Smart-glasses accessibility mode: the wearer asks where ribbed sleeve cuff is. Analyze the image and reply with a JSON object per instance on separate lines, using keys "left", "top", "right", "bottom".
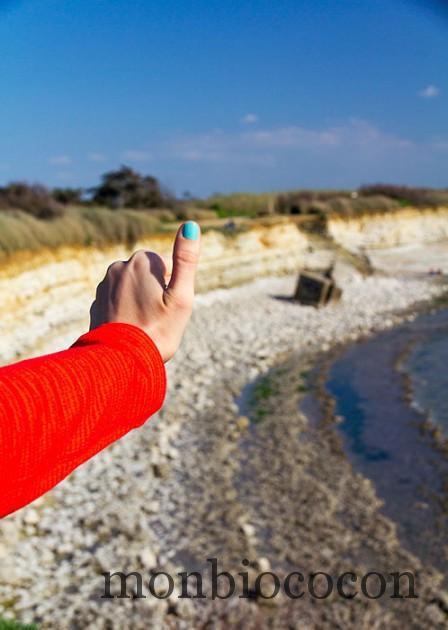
{"left": 72, "top": 323, "right": 167, "bottom": 416}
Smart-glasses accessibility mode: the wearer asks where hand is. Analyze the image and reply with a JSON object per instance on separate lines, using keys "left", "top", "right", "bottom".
{"left": 89, "top": 221, "right": 201, "bottom": 362}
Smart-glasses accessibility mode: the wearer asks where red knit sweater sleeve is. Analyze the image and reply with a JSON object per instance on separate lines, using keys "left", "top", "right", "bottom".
{"left": 0, "top": 322, "right": 166, "bottom": 518}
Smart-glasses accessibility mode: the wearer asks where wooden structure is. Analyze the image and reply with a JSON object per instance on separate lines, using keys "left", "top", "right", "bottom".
{"left": 293, "top": 268, "right": 342, "bottom": 307}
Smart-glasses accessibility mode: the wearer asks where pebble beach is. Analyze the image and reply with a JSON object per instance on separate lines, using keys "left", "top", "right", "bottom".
{"left": 1, "top": 253, "right": 448, "bottom": 628}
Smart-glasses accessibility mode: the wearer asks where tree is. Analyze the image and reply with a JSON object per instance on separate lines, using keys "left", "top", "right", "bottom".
{"left": 91, "top": 166, "right": 171, "bottom": 209}
{"left": 52, "top": 187, "right": 84, "bottom": 205}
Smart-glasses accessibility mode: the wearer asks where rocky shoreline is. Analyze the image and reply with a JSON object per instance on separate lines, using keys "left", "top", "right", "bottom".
{"left": 303, "top": 303, "right": 448, "bottom": 582}
{"left": 1, "top": 264, "right": 448, "bottom": 629}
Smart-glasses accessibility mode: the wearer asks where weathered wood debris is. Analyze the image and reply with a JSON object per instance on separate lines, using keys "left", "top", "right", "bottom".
{"left": 293, "top": 266, "right": 342, "bottom": 307}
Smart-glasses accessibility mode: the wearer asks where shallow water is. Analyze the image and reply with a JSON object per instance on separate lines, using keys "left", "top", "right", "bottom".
{"left": 324, "top": 308, "right": 448, "bottom": 575}
{"left": 404, "top": 309, "right": 448, "bottom": 434}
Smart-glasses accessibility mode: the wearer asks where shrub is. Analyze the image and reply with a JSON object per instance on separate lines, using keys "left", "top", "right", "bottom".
{"left": 275, "top": 190, "right": 402, "bottom": 216}
{"left": 52, "top": 187, "right": 84, "bottom": 205}
{"left": 359, "top": 184, "right": 448, "bottom": 207}
{"left": 326, "top": 195, "right": 399, "bottom": 215}
{"left": 0, "top": 182, "right": 63, "bottom": 219}
{"left": 202, "top": 192, "right": 276, "bottom": 217}
{"left": 91, "top": 165, "right": 173, "bottom": 209}
{"left": 275, "top": 190, "right": 353, "bottom": 215}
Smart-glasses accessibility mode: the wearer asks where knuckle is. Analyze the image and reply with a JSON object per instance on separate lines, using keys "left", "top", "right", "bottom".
{"left": 106, "top": 260, "right": 125, "bottom": 276}
{"left": 175, "top": 248, "right": 198, "bottom": 266}
{"left": 129, "top": 250, "right": 148, "bottom": 266}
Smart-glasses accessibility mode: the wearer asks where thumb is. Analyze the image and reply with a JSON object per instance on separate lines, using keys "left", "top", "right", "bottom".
{"left": 166, "top": 221, "right": 201, "bottom": 308}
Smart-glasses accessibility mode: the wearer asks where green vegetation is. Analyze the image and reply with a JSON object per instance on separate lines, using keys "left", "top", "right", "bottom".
{"left": 1, "top": 170, "right": 447, "bottom": 260}
{"left": 198, "top": 185, "right": 448, "bottom": 219}
{"left": 91, "top": 166, "right": 172, "bottom": 209}
{"left": 247, "top": 373, "right": 279, "bottom": 423}
{"left": 296, "top": 369, "right": 310, "bottom": 393}
{"left": 0, "top": 619, "right": 38, "bottom": 630}
{"left": 0, "top": 167, "right": 226, "bottom": 259}
{"left": 199, "top": 192, "right": 277, "bottom": 217}
{"left": 358, "top": 184, "right": 448, "bottom": 208}
{"left": 432, "top": 290, "right": 448, "bottom": 309}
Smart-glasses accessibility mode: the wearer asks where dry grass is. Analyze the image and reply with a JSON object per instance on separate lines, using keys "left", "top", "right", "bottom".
{"left": 1, "top": 185, "right": 447, "bottom": 260}
{"left": 0, "top": 206, "right": 162, "bottom": 260}
{"left": 199, "top": 192, "right": 278, "bottom": 217}
{"left": 202, "top": 187, "right": 448, "bottom": 218}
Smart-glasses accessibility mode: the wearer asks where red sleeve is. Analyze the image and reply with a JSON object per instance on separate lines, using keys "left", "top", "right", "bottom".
{"left": 0, "top": 322, "right": 166, "bottom": 518}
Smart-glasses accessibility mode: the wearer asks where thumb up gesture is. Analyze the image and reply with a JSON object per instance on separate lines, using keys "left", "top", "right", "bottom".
{"left": 90, "top": 221, "right": 201, "bottom": 362}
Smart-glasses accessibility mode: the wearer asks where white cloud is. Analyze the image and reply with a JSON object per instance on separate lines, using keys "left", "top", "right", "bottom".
{"left": 419, "top": 85, "right": 440, "bottom": 99}
{"left": 88, "top": 152, "right": 107, "bottom": 162}
{"left": 241, "top": 113, "right": 259, "bottom": 125}
{"left": 167, "top": 129, "right": 274, "bottom": 165}
{"left": 166, "top": 120, "right": 412, "bottom": 165}
{"left": 242, "top": 126, "right": 340, "bottom": 148}
{"left": 432, "top": 138, "right": 448, "bottom": 151}
{"left": 121, "top": 150, "right": 152, "bottom": 163}
{"left": 49, "top": 155, "right": 72, "bottom": 165}
{"left": 339, "top": 119, "right": 413, "bottom": 150}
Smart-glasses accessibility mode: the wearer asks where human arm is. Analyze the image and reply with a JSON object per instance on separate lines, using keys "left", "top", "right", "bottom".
{"left": 0, "top": 221, "right": 200, "bottom": 517}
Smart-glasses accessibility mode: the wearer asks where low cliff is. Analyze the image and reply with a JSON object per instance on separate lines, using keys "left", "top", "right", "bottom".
{"left": 1, "top": 207, "right": 447, "bottom": 362}
{"left": 327, "top": 206, "right": 448, "bottom": 250}
{"left": 0, "top": 222, "right": 311, "bottom": 362}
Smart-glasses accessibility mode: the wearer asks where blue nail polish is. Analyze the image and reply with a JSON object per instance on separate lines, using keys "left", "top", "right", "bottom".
{"left": 182, "top": 221, "right": 199, "bottom": 240}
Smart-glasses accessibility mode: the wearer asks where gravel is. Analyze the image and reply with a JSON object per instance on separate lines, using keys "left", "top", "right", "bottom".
{"left": 0, "top": 266, "right": 446, "bottom": 629}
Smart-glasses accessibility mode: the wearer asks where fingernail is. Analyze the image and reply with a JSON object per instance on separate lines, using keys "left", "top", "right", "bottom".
{"left": 182, "top": 221, "right": 199, "bottom": 240}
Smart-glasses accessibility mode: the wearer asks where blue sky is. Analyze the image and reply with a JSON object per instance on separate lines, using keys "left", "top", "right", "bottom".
{"left": 0, "top": 0, "right": 447, "bottom": 196}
